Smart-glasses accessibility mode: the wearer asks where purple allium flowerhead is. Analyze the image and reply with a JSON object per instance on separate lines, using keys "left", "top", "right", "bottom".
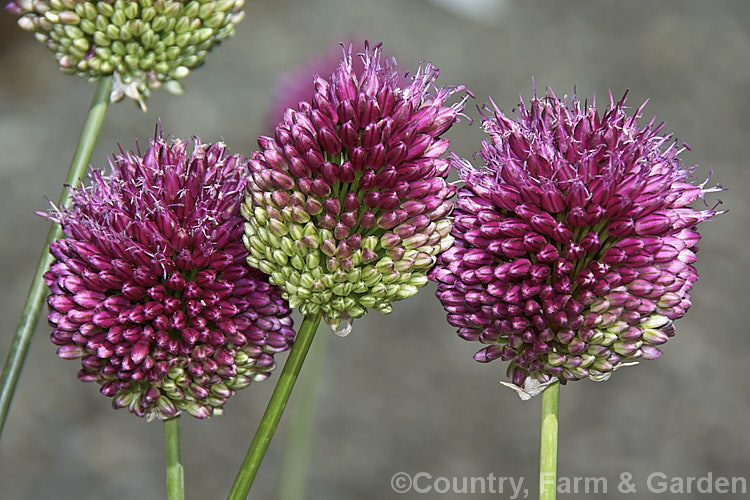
{"left": 43, "top": 133, "right": 295, "bottom": 419}
{"left": 242, "top": 42, "right": 471, "bottom": 335}
{"left": 431, "top": 88, "right": 722, "bottom": 398}
{"left": 6, "top": 0, "right": 245, "bottom": 110}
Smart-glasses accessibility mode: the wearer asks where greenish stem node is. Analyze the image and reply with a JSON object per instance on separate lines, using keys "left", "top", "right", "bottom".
{"left": 539, "top": 381, "right": 560, "bottom": 500}
{"left": 227, "top": 312, "right": 324, "bottom": 500}
{"left": 0, "top": 75, "right": 113, "bottom": 440}
{"left": 164, "top": 416, "right": 185, "bottom": 500}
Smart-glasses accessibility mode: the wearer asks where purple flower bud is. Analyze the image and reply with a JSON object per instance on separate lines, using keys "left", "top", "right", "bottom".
{"left": 318, "top": 127, "right": 342, "bottom": 155}
{"left": 635, "top": 213, "right": 673, "bottom": 235}
{"left": 541, "top": 185, "right": 566, "bottom": 213}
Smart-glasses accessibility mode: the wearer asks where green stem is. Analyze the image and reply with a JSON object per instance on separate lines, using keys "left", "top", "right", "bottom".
{"left": 278, "top": 324, "right": 328, "bottom": 500}
{"left": 227, "top": 312, "right": 324, "bottom": 500}
{"left": 164, "top": 416, "right": 185, "bottom": 500}
{"left": 539, "top": 382, "right": 560, "bottom": 500}
{"left": 0, "top": 76, "right": 113, "bottom": 440}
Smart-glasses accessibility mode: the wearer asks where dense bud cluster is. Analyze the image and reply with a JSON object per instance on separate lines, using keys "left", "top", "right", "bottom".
{"left": 43, "top": 134, "right": 295, "bottom": 419}
{"left": 7, "top": 0, "right": 244, "bottom": 107}
{"left": 242, "top": 42, "right": 470, "bottom": 333}
{"left": 431, "top": 89, "right": 721, "bottom": 395}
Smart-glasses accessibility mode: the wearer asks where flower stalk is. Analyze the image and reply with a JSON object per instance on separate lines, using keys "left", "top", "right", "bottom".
{"left": 279, "top": 327, "right": 328, "bottom": 500}
{"left": 0, "top": 75, "right": 113, "bottom": 439}
{"left": 539, "top": 382, "right": 559, "bottom": 500}
{"left": 164, "top": 416, "right": 185, "bottom": 500}
{"left": 228, "top": 311, "right": 323, "bottom": 500}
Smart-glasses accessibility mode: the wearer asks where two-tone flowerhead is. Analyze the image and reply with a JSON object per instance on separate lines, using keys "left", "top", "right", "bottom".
{"left": 43, "top": 133, "right": 295, "bottom": 419}
{"left": 431, "top": 88, "right": 721, "bottom": 397}
{"left": 6, "top": 0, "right": 244, "bottom": 108}
{"left": 242, "top": 42, "right": 470, "bottom": 334}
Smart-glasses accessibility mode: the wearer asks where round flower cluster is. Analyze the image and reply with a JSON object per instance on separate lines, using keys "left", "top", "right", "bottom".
{"left": 431, "top": 89, "right": 720, "bottom": 394}
{"left": 242, "top": 42, "right": 470, "bottom": 334}
{"left": 6, "top": 0, "right": 244, "bottom": 107}
{"left": 44, "top": 134, "right": 295, "bottom": 419}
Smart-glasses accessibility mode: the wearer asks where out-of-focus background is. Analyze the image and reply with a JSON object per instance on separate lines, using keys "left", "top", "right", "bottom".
{"left": 0, "top": 0, "right": 748, "bottom": 499}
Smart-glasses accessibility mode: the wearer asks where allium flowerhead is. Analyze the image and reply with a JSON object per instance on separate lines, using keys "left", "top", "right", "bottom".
{"left": 6, "top": 0, "right": 244, "bottom": 109}
{"left": 242, "top": 42, "right": 470, "bottom": 334}
{"left": 43, "top": 133, "right": 295, "bottom": 419}
{"left": 431, "top": 88, "right": 721, "bottom": 396}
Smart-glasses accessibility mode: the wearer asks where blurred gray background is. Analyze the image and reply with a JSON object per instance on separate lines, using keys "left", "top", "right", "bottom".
{"left": 1, "top": 0, "right": 748, "bottom": 499}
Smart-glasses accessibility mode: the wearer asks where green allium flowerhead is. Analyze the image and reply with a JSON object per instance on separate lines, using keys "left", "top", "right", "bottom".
{"left": 6, "top": 0, "right": 244, "bottom": 109}
{"left": 241, "top": 42, "right": 470, "bottom": 335}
